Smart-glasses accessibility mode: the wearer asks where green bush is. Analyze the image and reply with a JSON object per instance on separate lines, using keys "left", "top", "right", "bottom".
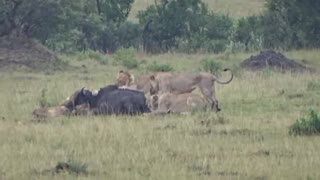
{"left": 114, "top": 48, "right": 139, "bottom": 69}
{"left": 204, "top": 40, "right": 228, "bottom": 53}
{"left": 55, "top": 160, "right": 88, "bottom": 175}
{"left": 289, "top": 110, "right": 320, "bottom": 136}
{"left": 87, "top": 50, "right": 108, "bottom": 65}
{"left": 200, "top": 58, "right": 222, "bottom": 74}
{"left": 263, "top": 0, "right": 320, "bottom": 49}
{"left": 73, "top": 52, "right": 87, "bottom": 61}
{"left": 138, "top": 0, "right": 233, "bottom": 54}
{"left": 73, "top": 50, "right": 108, "bottom": 65}
{"left": 38, "top": 88, "right": 60, "bottom": 108}
{"left": 123, "top": 59, "right": 139, "bottom": 69}
{"left": 66, "top": 160, "right": 88, "bottom": 175}
{"left": 39, "top": 88, "right": 48, "bottom": 108}
{"left": 117, "top": 21, "right": 142, "bottom": 49}
{"left": 225, "top": 41, "right": 246, "bottom": 54}
{"left": 95, "top": 57, "right": 109, "bottom": 65}
{"left": 307, "top": 82, "right": 320, "bottom": 91}
{"left": 177, "top": 34, "right": 207, "bottom": 54}
{"left": 147, "top": 62, "right": 174, "bottom": 72}
{"left": 232, "top": 16, "right": 264, "bottom": 51}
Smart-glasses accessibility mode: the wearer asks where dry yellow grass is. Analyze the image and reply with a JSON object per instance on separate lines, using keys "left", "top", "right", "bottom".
{"left": 129, "top": 0, "right": 266, "bottom": 21}
{"left": 0, "top": 50, "right": 320, "bottom": 179}
{"left": 206, "top": 0, "right": 266, "bottom": 17}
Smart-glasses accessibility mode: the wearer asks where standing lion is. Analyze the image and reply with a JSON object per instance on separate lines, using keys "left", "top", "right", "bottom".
{"left": 116, "top": 69, "right": 233, "bottom": 112}
{"left": 149, "top": 69, "right": 233, "bottom": 111}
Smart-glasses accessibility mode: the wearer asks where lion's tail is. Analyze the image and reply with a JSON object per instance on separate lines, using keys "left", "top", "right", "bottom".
{"left": 215, "top": 68, "right": 233, "bottom": 84}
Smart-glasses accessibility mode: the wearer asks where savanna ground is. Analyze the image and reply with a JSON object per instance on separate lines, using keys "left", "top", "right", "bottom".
{"left": 1, "top": 1, "right": 320, "bottom": 179}
{"left": 1, "top": 50, "right": 320, "bottom": 180}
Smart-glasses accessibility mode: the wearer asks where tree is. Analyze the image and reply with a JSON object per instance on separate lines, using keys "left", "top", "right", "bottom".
{"left": 263, "top": 0, "right": 320, "bottom": 49}
{"left": 138, "top": 0, "right": 233, "bottom": 54}
{"left": 0, "top": 0, "right": 137, "bottom": 53}
{"left": 0, "top": 0, "right": 62, "bottom": 37}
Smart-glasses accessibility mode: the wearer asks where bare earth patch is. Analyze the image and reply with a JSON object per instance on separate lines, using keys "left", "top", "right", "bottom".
{"left": 0, "top": 35, "right": 69, "bottom": 71}
{"left": 240, "top": 50, "right": 309, "bottom": 72}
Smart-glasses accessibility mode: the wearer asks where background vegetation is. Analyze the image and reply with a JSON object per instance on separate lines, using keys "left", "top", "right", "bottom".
{"left": 1, "top": 0, "right": 319, "bottom": 54}
{"left": 0, "top": 0, "right": 320, "bottom": 179}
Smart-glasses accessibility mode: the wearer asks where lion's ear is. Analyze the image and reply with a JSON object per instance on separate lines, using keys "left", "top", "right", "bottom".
{"left": 119, "top": 70, "right": 124, "bottom": 73}
{"left": 150, "top": 75, "right": 155, "bottom": 80}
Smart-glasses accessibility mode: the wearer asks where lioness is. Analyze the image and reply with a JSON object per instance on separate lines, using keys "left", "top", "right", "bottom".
{"left": 32, "top": 88, "right": 93, "bottom": 119}
{"left": 151, "top": 92, "right": 208, "bottom": 114}
{"left": 149, "top": 69, "right": 233, "bottom": 111}
{"left": 116, "top": 70, "right": 172, "bottom": 95}
{"left": 32, "top": 106, "right": 71, "bottom": 119}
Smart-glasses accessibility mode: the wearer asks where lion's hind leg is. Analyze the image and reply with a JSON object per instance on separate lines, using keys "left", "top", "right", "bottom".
{"left": 199, "top": 85, "right": 220, "bottom": 112}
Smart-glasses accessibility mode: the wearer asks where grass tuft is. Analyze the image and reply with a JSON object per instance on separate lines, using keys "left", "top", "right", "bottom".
{"left": 147, "top": 61, "right": 174, "bottom": 72}
{"left": 289, "top": 110, "right": 320, "bottom": 136}
{"left": 200, "top": 58, "right": 222, "bottom": 74}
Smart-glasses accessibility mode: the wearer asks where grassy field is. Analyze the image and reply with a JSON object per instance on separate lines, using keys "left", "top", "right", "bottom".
{"left": 129, "top": 0, "right": 266, "bottom": 21}
{"left": 0, "top": 50, "right": 320, "bottom": 179}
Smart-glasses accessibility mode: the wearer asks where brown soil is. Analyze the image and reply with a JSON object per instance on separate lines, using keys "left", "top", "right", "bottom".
{"left": 0, "top": 35, "right": 69, "bottom": 71}
{"left": 240, "top": 50, "right": 308, "bottom": 72}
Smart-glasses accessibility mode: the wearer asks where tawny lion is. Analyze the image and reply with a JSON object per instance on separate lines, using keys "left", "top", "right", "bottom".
{"left": 150, "top": 92, "right": 208, "bottom": 114}
{"left": 116, "top": 69, "right": 233, "bottom": 111}
{"left": 149, "top": 69, "right": 233, "bottom": 111}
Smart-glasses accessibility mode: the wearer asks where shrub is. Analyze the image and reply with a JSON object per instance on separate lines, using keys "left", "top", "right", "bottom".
{"left": 123, "top": 59, "right": 139, "bottom": 69}
{"left": 138, "top": 0, "right": 233, "bottom": 54}
{"left": 203, "top": 14, "right": 233, "bottom": 43}
{"left": 45, "top": 29, "right": 86, "bottom": 54}
{"left": 289, "top": 110, "right": 320, "bottom": 136}
{"left": 232, "top": 16, "right": 264, "bottom": 51}
{"left": 200, "top": 58, "right": 222, "bottom": 74}
{"left": 87, "top": 50, "right": 108, "bottom": 65}
{"left": 73, "top": 52, "right": 87, "bottom": 61}
{"left": 204, "top": 40, "right": 228, "bottom": 53}
{"left": 55, "top": 160, "right": 88, "bottom": 175}
{"left": 147, "top": 62, "right": 174, "bottom": 72}
{"left": 177, "top": 34, "right": 208, "bottom": 54}
{"left": 38, "top": 88, "right": 60, "bottom": 108}
{"left": 114, "top": 47, "right": 139, "bottom": 69}
{"left": 66, "top": 160, "right": 88, "bottom": 175}
{"left": 177, "top": 36, "right": 228, "bottom": 54}
{"left": 73, "top": 50, "right": 108, "bottom": 65}
{"left": 117, "top": 21, "right": 142, "bottom": 49}
{"left": 224, "top": 41, "right": 247, "bottom": 54}
{"left": 307, "top": 82, "right": 320, "bottom": 91}
{"left": 95, "top": 56, "right": 109, "bottom": 65}
{"left": 263, "top": 0, "right": 320, "bottom": 49}
{"left": 39, "top": 88, "right": 48, "bottom": 108}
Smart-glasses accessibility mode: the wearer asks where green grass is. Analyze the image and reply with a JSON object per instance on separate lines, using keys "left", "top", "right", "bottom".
{"left": 129, "top": 0, "right": 266, "bottom": 22}
{"left": 0, "top": 50, "right": 320, "bottom": 179}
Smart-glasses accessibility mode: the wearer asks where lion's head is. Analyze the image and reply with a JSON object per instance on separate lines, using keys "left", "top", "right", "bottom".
{"left": 116, "top": 70, "right": 135, "bottom": 87}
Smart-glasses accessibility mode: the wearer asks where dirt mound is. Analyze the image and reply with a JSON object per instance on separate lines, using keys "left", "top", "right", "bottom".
{"left": 0, "top": 35, "right": 68, "bottom": 71}
{"left": 240, "top": 50, "right": 308, "bottom": 72}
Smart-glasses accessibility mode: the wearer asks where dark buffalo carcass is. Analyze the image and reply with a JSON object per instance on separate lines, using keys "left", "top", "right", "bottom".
{"left": 74, "top": 85, "right": 151, "bottom": 115}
